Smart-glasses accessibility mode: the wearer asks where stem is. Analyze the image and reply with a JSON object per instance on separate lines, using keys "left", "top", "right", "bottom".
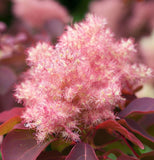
{"left": 98, "top": 156, "right": 112, "bottom": 160}
{"left": 82, "top": 128, "right": 93, "bottom": 142}
{"left": 120, "top": 134, "right": 140, "bottom": 158}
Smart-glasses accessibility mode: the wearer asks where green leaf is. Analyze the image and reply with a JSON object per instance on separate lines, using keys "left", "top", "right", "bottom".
{"left": 51, "top": 140, "right": 70, "bottom": 153}
{"left": 104, "top": 141, "right": 132, "bottom": 155}
{"left": 103, "top": 149, "right": 138, "bottom": 160}
{"left": 138, "top": 145, "right": 152, "bottom": 154}
{"left": 108, "top": 153, "right": 117, "bottom": 160}
{"left": 0, "top": 151, "right": 2, "bottom": 160}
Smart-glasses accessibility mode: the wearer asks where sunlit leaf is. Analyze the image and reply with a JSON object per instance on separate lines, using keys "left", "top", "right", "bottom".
{"left": 0, "top": 116, "right": 21, "bottom": 135}
{"left": 65, "top": 142, "right": 98, "bottom": 160}
{"left": 118, "top": 98, "right": 154, "bottom": 118}
{"left": 1, "top": 129, "right": 54, "bottom": 160}
{"left": 0, "top": 107, "right": 24, "bottom": 123}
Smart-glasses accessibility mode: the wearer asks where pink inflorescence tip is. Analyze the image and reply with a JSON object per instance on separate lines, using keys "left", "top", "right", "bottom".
{"left": 15, "top": 14, "right": 152, "bottom": 142}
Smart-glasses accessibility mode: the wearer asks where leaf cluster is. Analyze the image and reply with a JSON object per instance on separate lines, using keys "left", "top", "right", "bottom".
{"left": 0, "top": 98, "right": 154, "bottom": 160}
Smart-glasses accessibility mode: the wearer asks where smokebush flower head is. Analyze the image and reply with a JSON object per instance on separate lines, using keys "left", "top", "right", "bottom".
{"left": 12, "top": 0, "right": 70, "bottom": 28}
{"left": 15, "top": 14, "right": 152, "bottom": 142}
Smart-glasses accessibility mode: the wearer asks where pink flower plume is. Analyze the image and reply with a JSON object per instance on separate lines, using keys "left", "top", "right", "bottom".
{"left": 15, "top": 14, "right": 152, "bottom": 142}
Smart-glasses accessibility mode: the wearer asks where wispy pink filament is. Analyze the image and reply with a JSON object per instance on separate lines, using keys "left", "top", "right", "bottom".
{"left": 15, "top": 14, "right": 152, "bottom": 142}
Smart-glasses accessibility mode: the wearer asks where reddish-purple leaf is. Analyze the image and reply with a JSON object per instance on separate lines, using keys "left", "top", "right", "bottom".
{"left": 140, "top": 151, "right": 154, "bottom": 160}
{"left": 0, "top": 66, "right": 17, "bottom": 95}
{"left": 118, "top": 98, "right": 154, "bottom": 118}
{"left": 37, "top": 151, "right": 65, "bottom": 160}
{"left": 138, "top": 114, "right": 154, "bottom": 129}
{"left": 14, "top": 122, "right": 28, "bottom": 130}
{"left": 125, "top": 118, "right": 154, "bottom": 142}
{"left": 94, "top": 129, "right": 115, "bottom": 146}
{"left": 1, "top": 129, "right": 53, "bottom": 160}
{"left": 0, "top": 107, "right": 24, "bottom": 123}
{"left": 0, "top": 90, "right": 15, "bottom": 112}
{"left": 96, "top": 120, "right": 144, "bottom": 149}
{"left": 65, "top": 142, "right": 98, "bottom": 160}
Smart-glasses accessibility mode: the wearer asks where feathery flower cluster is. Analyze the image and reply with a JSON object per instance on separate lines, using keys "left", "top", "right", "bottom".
{"left": 15, "top": 14, "right": 152, "bottom": 142}
{"left": 12, "top": 0, "right": 70, "bottom": 28}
